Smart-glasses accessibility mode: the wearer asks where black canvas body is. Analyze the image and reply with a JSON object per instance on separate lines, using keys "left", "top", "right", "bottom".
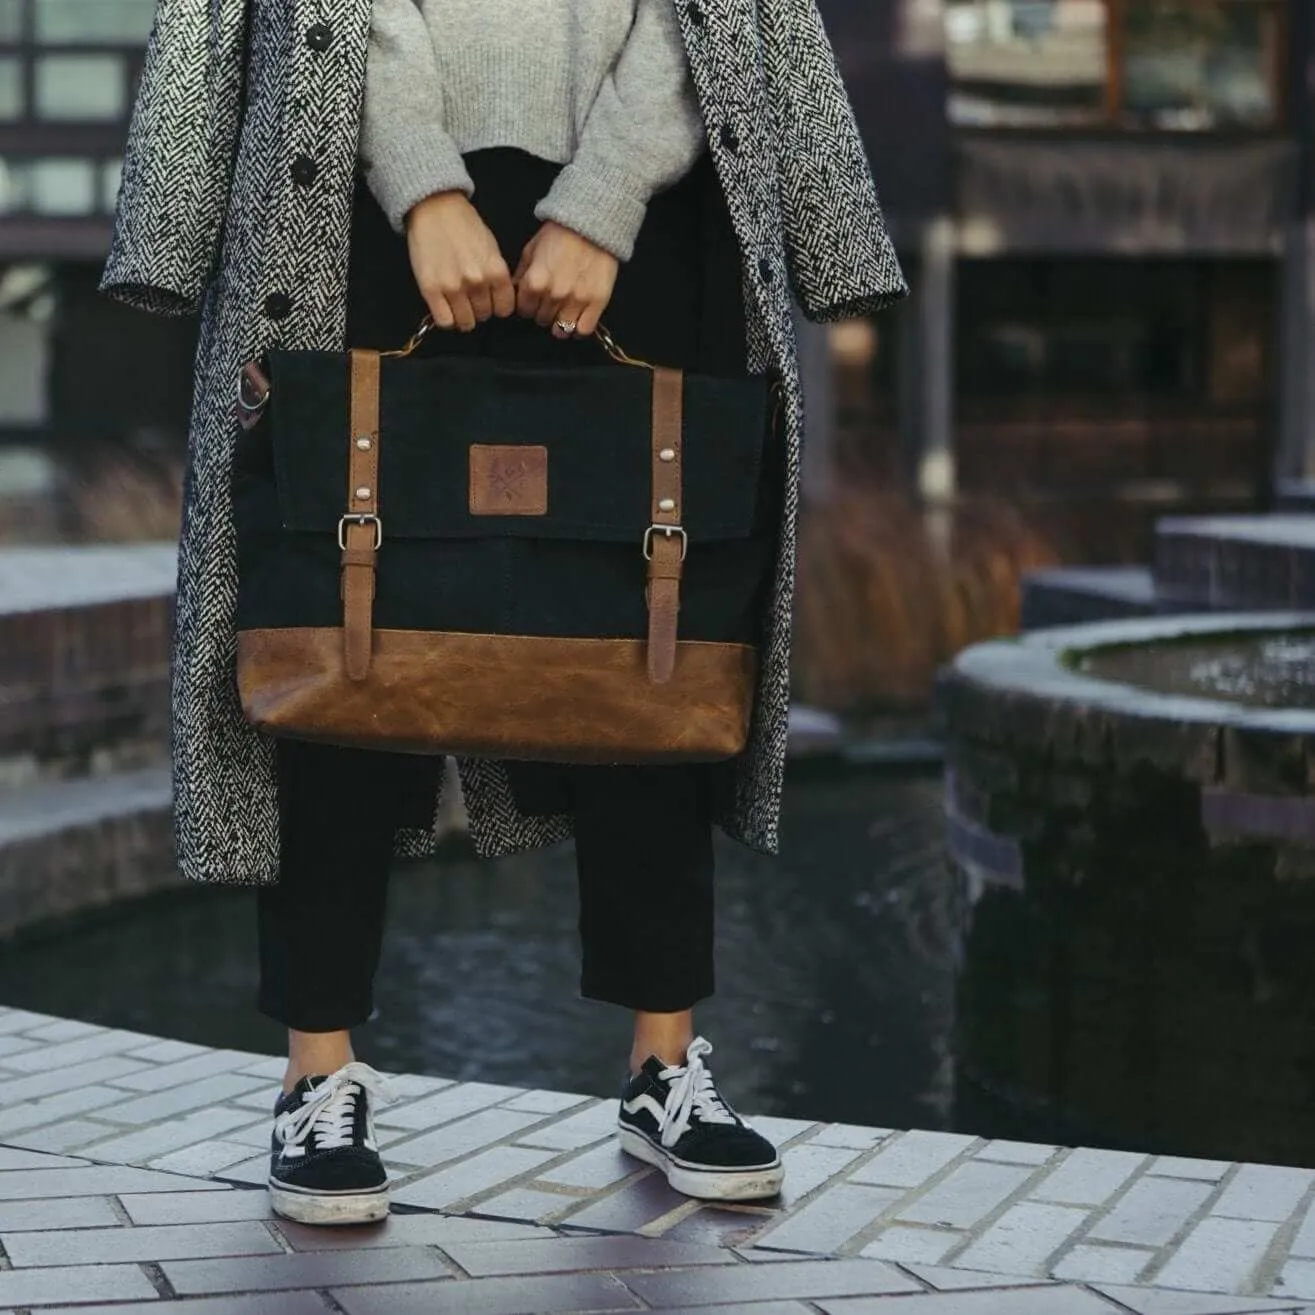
{"left": 231, "top": 347, "right": 778, "bottom": 645}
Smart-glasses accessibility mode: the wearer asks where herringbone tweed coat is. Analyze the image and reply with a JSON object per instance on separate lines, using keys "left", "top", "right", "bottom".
{"left": 99, "top": 0, "right": 907, "bottom": 885}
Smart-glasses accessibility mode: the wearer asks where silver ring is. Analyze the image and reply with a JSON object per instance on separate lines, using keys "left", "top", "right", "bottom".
{"left": 554, "top": 318, "right": 577, "bottom": 335}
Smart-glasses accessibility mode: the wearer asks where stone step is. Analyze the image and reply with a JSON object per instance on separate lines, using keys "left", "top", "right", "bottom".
{"left": 1020, "top": 566, "right": 1159, "bottom": 632}
{"left": 0, "top": 765, "right": 175, "bottom": 938}
{"left": 1154, "top": 513, "right": 1315, "bottom": 612}
{"left": 0, "top": 542, "right": 176, "bottom": 780}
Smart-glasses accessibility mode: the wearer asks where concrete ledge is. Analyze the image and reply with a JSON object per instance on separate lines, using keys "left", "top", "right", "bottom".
{"left": 1021, "top": 566, "right": 1159, "bottom": 632}
{"left": 1155, "top": 515, "right": 1315, "bottom": 612}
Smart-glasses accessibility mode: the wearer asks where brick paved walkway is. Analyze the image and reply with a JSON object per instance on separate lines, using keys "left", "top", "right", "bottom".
{"left": 0, "top": 1007, "right": 1312, "bottom": 1312}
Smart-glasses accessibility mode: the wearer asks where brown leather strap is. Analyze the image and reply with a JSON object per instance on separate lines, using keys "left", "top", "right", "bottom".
{"left": 341, "top": 348, "right": 382, "bottom": 681}
{"left": 646, "top": 367, "right": 685, "bottom": 685}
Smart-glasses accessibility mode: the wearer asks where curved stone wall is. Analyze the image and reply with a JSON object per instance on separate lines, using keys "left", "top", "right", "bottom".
{"left": 940, "top": 613, "right": 1315, "bottom": 1167}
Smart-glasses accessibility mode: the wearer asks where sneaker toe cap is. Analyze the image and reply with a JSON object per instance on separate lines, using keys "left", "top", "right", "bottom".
{"left": 280, "top": 1148, "right": 387, "bottom": 1191}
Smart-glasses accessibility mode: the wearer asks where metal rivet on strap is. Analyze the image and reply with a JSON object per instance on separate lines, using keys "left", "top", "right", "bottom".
{"left": 355, "top": 486, "right": 371, "bottom": 500}
{"left": 658, "top": 447, "right": 676, "bottom": 462}
{"left": 658, "top": 497, "right": 676, "bottom": 513}
{"left": 355, "top": 437, "right": 372, "bottom": 450}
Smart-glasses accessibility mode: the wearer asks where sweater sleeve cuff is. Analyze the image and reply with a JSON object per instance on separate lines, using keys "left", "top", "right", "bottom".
{"left": 533, "top": 159, "right": 651, "bottom": 262}
{"left": 363, "top": 126, "right": 475, "bottom": 234}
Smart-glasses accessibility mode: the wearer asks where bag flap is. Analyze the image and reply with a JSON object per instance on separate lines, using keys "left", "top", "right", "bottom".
{"left": 265, "top": 350, "right": 771, "bottom": 543}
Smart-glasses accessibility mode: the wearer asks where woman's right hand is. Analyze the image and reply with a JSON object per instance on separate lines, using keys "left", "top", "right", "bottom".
{"left": 404, "top": 190, "right": 516, "bottom": 332}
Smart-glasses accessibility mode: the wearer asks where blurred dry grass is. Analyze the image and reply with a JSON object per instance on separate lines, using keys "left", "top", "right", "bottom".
{"left": 792, "top": 483, "right": 1059, "bottom": 714}
{"left": 57, "top": 451, "right": 183, "bottom": 543}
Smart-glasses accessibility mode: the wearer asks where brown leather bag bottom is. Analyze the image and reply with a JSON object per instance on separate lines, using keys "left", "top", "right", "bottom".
{"left": 237, "top": 628, "right": 757, "bottom": 762}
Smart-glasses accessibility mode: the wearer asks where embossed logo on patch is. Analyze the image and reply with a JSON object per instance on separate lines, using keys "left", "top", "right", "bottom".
{"left": 469, "top": 445, "right": 549, "bottom": 516}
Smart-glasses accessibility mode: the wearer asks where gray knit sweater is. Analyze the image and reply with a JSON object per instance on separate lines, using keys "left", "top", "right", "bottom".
{"left": 359, "top": 0, "right": 707, "bottom": 262}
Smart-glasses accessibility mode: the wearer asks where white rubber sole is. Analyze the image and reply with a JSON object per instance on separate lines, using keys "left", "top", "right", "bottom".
{"left": 618, "top": 1126, "right": 785, "bottom": 1201}
{"left": 268, "top": 1179, "right": 390, "bottom": 1226}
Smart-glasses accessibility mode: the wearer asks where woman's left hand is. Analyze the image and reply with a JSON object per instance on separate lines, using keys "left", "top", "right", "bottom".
{"left": 513, "top": 221, "right": 619, "bottom": 340}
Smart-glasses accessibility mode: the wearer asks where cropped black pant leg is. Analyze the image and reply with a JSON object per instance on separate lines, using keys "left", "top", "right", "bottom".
{"left": 256, "top": 740, "right": 715, "bottom": 1032}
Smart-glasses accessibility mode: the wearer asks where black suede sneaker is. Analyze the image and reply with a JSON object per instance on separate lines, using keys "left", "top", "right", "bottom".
{"left": 268, "top": 1061, "right": 393, "bottom": 1225}
{"left": 618, "top": 1037, "right": 784, "bottom": 1201}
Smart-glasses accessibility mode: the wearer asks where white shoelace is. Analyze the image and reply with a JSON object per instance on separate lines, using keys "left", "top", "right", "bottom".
{"left": 276, "top": 1061, "right": 395, "bottom": 1153}
{"left": 655, "top": 1037, "right": 739, "bottom": 1149}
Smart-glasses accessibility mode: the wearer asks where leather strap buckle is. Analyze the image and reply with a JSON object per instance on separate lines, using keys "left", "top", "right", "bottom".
{"left": 642, "top": 524, "right": 687, "bottom": 562}
{"left": 338, "top": 513, "right": 382, "bottom": 551}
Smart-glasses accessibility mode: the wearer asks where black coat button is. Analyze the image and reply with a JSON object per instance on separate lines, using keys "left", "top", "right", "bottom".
{"left": 758, "top": 257, "right": 775, "bottom": 284}
{"left": 687, "top": 2, "right": 705, "bottom": 25}
{"left": 720, "top": 122, "right": 739, "bottom": 152}
{"left": 305, "top": 22, "right": 331, "bottom": 51}
{"left": 264, "top": 292, "right": 292, "bottom": 320}
{"left": 291, "top": 155, "right": 318, "bottom": 186}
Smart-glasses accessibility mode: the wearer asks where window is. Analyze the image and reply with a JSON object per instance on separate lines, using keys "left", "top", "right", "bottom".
{"left": 34, "top": 0, "right": 154, "bottom": 44}
{"left": 35, "top": 54, "right": 125, "bottom": 120}
{"left": 947, "top": 0, "right": 1286, "bottom": 130}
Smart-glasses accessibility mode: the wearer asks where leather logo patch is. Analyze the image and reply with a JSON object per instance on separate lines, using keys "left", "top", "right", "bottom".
{"left": 469, "top": 445, "right": 548, "bottom": 516}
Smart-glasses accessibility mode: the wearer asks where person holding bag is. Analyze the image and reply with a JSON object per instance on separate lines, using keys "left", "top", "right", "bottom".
{"left": 99, "top": 0, "right": 907, "bottom": 1228}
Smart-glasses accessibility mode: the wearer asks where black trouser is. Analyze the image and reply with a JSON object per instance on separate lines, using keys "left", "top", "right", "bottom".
{"left": 256, "top": 739, "right": 717, "bottom": 1031}
{"left": 256, "top": 146, "right": 748, "bottom": 1035}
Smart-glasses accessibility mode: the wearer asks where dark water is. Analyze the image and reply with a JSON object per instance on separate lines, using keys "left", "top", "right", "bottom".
{"left": 1081, "top": 631, "right": 1315, "bottom": 708}
{"left": 0, "top": 766, "right": 953, "bottom": 1129}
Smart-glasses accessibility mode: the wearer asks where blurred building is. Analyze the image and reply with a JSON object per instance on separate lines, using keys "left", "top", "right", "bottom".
{"left": 826, "top": 0, "right": 1310, "bottom": 560}
{"left": 0, "top": 0, "right": 1308, "bottom": 561}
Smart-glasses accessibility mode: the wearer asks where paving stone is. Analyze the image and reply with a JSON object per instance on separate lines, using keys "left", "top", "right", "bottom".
{"left": 147, "top": 1139, "right": 267, "bottom": 1177}
{"left": 536, "top": 1140, "right": 641, "bottom": 1190}
{"left": 514, "top": 1101, "right": 615, "bottom": 1151}
{"left": 0, "top": 1082, "right": 136, "bottom": 1139}
{"left": 386, "top": 1107, "right": 548, "bottom": 1167}
{"left": 1277, "top": 1262, "right": 1315, "bottom": 1302}
{"left": 1154, "top": 1216, "right": 1282, "bottom": 1294}
{"left": 663, "top": 1207, "right": 775, "bottom": 1248}
{"left": 2, "top": 1029, "right": 150, "bottom": 1073}
{"left": 0, "top": 1007, "right": 58, "bottom": 1035}
{"left": 0, "top": 1262, "right": 160, "bottom": 1306}
{"left": 559, "top": 1172, "right": 691, "bottom": 1233}
{"left": 0, "top": 1147, "right": 89, "bottom": 1170}
{"left": 0, "top": 1056, "right": 151, "bottom": 1104}
{"left": 1096, "top": 1285, "right": 1301, "bottom": 1313}
{"left": 0, "top": 1034, "right": 44, "bottom": 1059}
{"left": 0, "top": 1195, "right": 122, "bottom": 1231}
{"left": 975, "top": 1141, "right": 1060, "bottom": 1166}
{"left": 70, "top": 1105, "right": 254, "bottom": 1163}
{"left": 123, "top": 1038, "right": 211, "bottom": 1064}
{"left": 859, "top": 1225, "right": 962, "bottom": 1265}
{"left": 753, "top": 1184, "right": 900, "bottom": 1255}
{"left": 95, "top": 1073, "right": 270, "bottom": 1124}
{"left": 808, "top": 1124, "right": 892, "bottom": 1151}
{"left": 1290, "top": 1200, "right": 1315, "bottom": 1259}
{"left": 1051, "top": 1244, "right": 1154, "bottom": 1285}
{"left": 897, "top": 1161, "right": 1035, "bottom": 1229}
{"left": 817, "top": 1288, "right": 1118, "bottom": 1314}
{"left": 24, "top": 1018, "right": 105, "bottom": 1042}
{"left": 1150, "top": 1158, "right": 1235, "bottom": 1182}
{"left": 621, "top": 1256, "right": 923, "bottom": 1306}
{"left": 5, "top": 1118, "right": 121, "bottom": 1155}
{"left": 106, "top": 1049, "right": 259, "bottom": 1093}
{"left": 374, "top": 1082, "right": 523, "bottom": 1131}
{"left": 4, "top": 1219, "right": 283, "bottom": 1267}
{"left": 502, "top": 1089, "right": 593, "bottom": 1115}
{"left": 464, "top": 1186, "right": 582, "bottom": 1225}
{"left": 902, "top": 1265, "right": 1059, "bottom": 1292}
{"left": 1087, "top": 1176, "right": 1214, "bottom": 1246}
{"left": 0, "top": 1164, "right": 228, "bottom": 1199}
{"left": 163, "top": 1245, "right": 454, "bottom": 1294}
{"left": 231, "top": 1055, "right": 288, "bottom": 1080}
{"left": 37, "top": 1297, "right": 331, "bottom": 1315}
{"left": 389, "top": 1145, "right": 560, "bottom": 1210}
{"left": 751, "top": 1116, "right": 821, "bottom": 1146}
{"left": 1032, "top": 1149, "right": 1150, "bottom": 1207}
{"left": 333, "top": 1271, "right": 642, "bottom": 1315}
{"left": 847, "top": 1131, "right": 979, "bottom": 1190}
{"left": 952, "top": 1201, "right": 1091, "bottom": 1276}
{"left": 443, "top": 1233, "right": 735, "bottom": 1277}
{"left": 118, "top": 1189, "right": 275, "bottom": 1226}
{"left": 1212, "top": 1165, "right": 1315, "bottom": 1223}
{"left": 208, "top": 1152, "right": 270, "bottom": 1186}
{"left": 276, "top": 1213, "right": 552, "bottom": 1250}
{"left": 779, "top": 1142, "right": 867, "bottom": 1205}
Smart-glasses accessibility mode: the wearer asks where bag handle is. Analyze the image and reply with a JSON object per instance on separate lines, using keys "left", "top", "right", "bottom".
{"left": 382, "top": 312, "right": 656, "bottom": 370}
